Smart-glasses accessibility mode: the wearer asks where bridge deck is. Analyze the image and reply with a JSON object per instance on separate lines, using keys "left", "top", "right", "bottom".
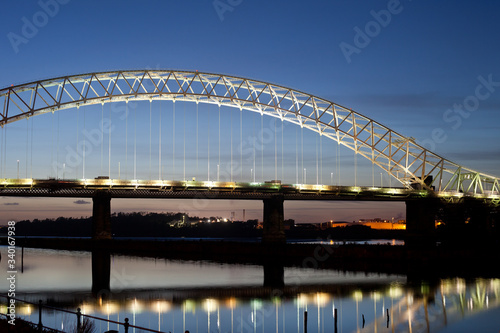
{"left": 1, "top": 178, "right": 496, "bottom": 203}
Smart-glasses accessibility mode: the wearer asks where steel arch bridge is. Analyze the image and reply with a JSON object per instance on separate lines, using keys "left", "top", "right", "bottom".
{"left": 0, "top": 69, "right": 499, "bottom": 199}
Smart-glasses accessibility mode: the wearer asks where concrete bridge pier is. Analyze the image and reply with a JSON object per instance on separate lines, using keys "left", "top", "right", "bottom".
{"left": 262, "top": 194, "right": 286, "bottom": 244}
{"left": 405, "top": 198, "right": 439, "bottom": 247}
{"left": 92, "top": 191, "right": 112, "bottom": 240}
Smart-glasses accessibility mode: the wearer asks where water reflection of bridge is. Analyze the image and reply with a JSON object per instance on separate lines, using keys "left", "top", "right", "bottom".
{"left": 9, "top": 277, "right": 500, "bottom": 333}
{"left": 361, "top": 278, "right": 500, "bottom": 333}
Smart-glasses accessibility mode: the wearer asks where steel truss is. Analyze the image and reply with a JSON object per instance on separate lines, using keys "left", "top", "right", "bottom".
{"left": 0, "top": 70, "right": 499, "bottom": 197}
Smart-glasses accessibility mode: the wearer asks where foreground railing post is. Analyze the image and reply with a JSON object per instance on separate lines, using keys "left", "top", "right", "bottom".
{"left": 38, "top": 300, "right": 43, "bottom": 332}
{"left": 124, "top": 318, "right": 129, "bottom": 333}
{"left": 76, "top": 307, "right": 82, "bottom": 332}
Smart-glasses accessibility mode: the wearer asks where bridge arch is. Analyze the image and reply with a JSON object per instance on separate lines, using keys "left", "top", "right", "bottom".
{"left": 1, "top": 70, "right": 499, "bottom": 195}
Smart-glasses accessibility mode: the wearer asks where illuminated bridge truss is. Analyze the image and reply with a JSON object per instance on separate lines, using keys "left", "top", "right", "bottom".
{"left": 1, "top": 70, "right": 499, "bottom": 199}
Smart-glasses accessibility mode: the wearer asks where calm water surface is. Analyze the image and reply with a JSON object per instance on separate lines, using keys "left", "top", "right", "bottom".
{"left": 0, "top": 246, "right": 499, "bottom": 333}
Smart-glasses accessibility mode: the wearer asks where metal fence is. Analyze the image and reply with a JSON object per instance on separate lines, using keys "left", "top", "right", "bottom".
{"left": 1, "top": 295, "right": 165, "bottom": 333}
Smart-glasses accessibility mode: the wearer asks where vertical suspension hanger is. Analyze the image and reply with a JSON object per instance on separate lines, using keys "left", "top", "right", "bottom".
{"left": 261, "top": 113, "right": 263, "bottom": 182}
{"left": 316, "top": 136, "right": 319, "bottom": 185}
{"left": 354, "top": 116, "right": 358, "bottom": 187}
{"left": 196, "top": 101, "right": 199, "bottom": 178}
{"left": 134, "top": 102, "right": 137, "bottom": 180}
{"left": 126, "top": 100, "right": 129, "bottom": 179}
{"left": 57, "top": 111, "right": 60, "bottom": 179}
{"left": 30, "top": 114, "right": 34, "bottom": 179}
{"left": 172, "top": 99, "right": 175, "bottom": 180}
{"left": 183, "top": 100, "right": 186, "bottom": 181}
{"left": 274, "top": 117, "right": 277, "bottom": 181}
{"left": 207, "top": 102, "right": 210, "bottom": 182}
{"left": 149, "top": 99, "right": 152, "bottom": 180}
{"left": 25, "top": 117, "right": 29, "bottom": 179}
{"left": 101, "top": 103, "right": 104, "bottom": 175}
{"left": 0, "top": 123, "right": 3, "bottom": 179}
{"left": 301, "top": 124, "right": 304, "bottom": 184}
{"left": 230, "top": 106, "right": 233, "bottom": 182}
{"left": 76, "top": 106, "right": 79, "bottom": 179}
{"left": 296, "top": 127, "right": 298, "bottom": 184}
{"left": 82, "top": 106, "right": 86, "bottom": 179}
{"left": 4, "top": 125, "right": 8, "bottom": 179}
{"left": 51, "top": 110, "right": 54, "bottom": 178}
{"left": 281, "top": 118, "right": 284, "bottom": 182}
{"left": 240, "top": 106, "right": 243, "bottom": 181}
{"left": 320, "top": 131, "right": 323, "bottom": 185}
{"left": 253, "top": 111, "right": 256, "bottom": 182}
{"left": 182, "top": 103, "right": 186, "bottom": 181}
{"left": 108, "top": 102, "right": 112, "bottom": 179}
{"left": 159, "top": 99, "right": 162, "bottom": 180}
{"left": 218, "top": 103, "right": 221, "bottom": 182}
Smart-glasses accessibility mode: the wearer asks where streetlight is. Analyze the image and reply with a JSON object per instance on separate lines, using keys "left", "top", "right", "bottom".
{"left": 17, "top": 160, "right": 19, "bottom": 179}
{"left": 380, "top": 173, "right": 383, "bottom": 187}
{"left": 304, "top": 168, "right": 307, "bottom": 184}
{"left": 331, "top": 172, "right": 333, "bottom": 185}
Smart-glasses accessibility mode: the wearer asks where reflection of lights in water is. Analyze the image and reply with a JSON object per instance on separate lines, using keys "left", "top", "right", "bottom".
{"left": 407, "top": 294, "right": 413, "bottom": 333}
{"left": 455, "top": 278, "right": 466, "bottom": 293}
{"left": 217, "top": 307, "right": 220, "bottom": 331}
{"left": 128, "top": 298, "right": 143, "bottom": 314}
{"left": 204, "top": 298, "right": 218, "bottom": 312}
{"left": 151, "top": 300, "right": 171, "bottom": 313}
{"left": 81, "top": 303, "right": 94, "bottom": 315}
{"left": 314, "top": 292, "right": 330, "bottom": 307}
{"left": 490, "top": 279, "right": 500, "bottom": 293}
{"left": 420, "top": 282, "right": 430, "bottom": 295}
{"left": 371, "top": 291, "right": 380, "bottom": 301}
{"left": 19, "top": 304, "right": 32, "bottom": 316}
{"left": 440, "top": 278, "right": 466, "bottom": 294}
{"left": 296, "top": 293, "right": 309, "bottom": 307}
{"left": 103, "top": 302, "right": 119, "bottom": 315}
{"left": 225, "top": 297, "right": 238, "bottom": 309}
{"left": 251, "top": 299, "right": 263, "bottom": 310}
{"left": 353, "top": 290, "right": 363, "bottom": 301}
{"left": 388, "top": 284, "right": 403, "bottom": 298}
{"left": 183, "top": 299, "right": 197, "bottom": 312}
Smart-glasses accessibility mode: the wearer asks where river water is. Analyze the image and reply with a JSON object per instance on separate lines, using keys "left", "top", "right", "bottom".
{"left": 0, "top": 246, "right": 499, "bottom": 333}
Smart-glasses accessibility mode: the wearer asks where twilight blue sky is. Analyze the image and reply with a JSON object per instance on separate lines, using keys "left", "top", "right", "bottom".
{"left": 0, "top": 0, "right": 499, "bottom": 224}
